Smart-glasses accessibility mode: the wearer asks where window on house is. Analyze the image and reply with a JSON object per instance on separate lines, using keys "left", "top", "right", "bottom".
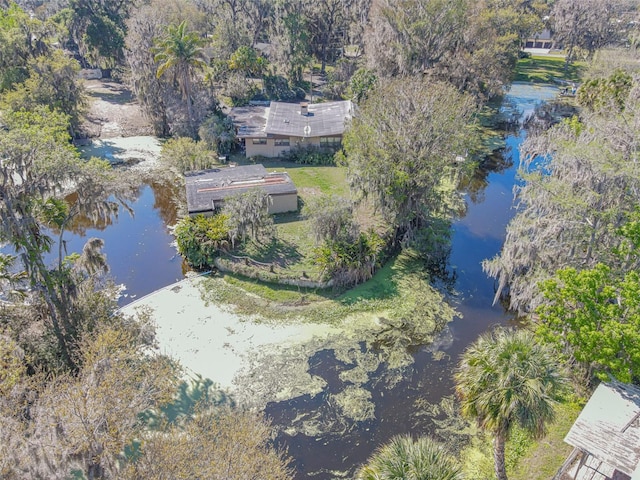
{"left": 320, "top": 136, "right": 341, "bottom": 148}
{"left": 252, "top": 138, "right": 267, "bottom": 145}
{"left": 274, "top": 138, "right": 290, "bottom": 147}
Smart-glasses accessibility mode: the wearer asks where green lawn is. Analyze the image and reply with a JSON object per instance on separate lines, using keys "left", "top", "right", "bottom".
{"left": 461, "top": 396, "right": 584, "bottom": 480}
{"left": 263, "top": 161, "right": 349, "bottom": 197}
{"left": 514, "top": 55, "right": 585, "bottom": 84}
{"left": 227, "top": 162, "right": 349, "bottom": 280}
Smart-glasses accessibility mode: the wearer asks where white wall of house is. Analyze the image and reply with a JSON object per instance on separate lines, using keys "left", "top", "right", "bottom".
{"left": 269, "top": 193, "right": 298, "bottom": 213}
{"left": 245, "top": 135, "right": 342, "bottom": 158}
{"left": 188, "top": 193, "right": 297, "bottom": 216}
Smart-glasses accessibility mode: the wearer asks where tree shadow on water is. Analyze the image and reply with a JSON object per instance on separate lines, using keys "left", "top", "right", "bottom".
{"left": 139, "top": 375, "right": 235, "bottom": 428}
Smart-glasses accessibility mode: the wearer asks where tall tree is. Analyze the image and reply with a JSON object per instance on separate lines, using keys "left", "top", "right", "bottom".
{"left": 270, "top": 0, "right": 312, "bottom": 86}
{"left": 222, "top": 188, "right": 274, "bottom": 246}
{"left": 342, "top": 77, "right": 478, "bottom": 246}
{"left": 1, "top": 49, "right": 86, "bottom": 134}
{"left": 241, "top": 0, "right": 273, "bottom": 47}
{"left": 0, "top": 323, "right": 178, "bottom": 479}
{"left": 364, "top": 0, "right": 468, "bottom": 77}
{"left": 67, "top": 0, "right": 135, "bottom": 68}
{"left": 551, "top": 0, "right": 632, "bottom": 65}
{"left": 153, "top": 21, "right": 208, "bottom": 137}
{"left": 0, "top": 3, "right": 53, "bottom": 91}
{"left": 455, "top": 328, "right": 565, "bottom": 480}
{"left": 308, "top": 0, "right": 348, "bottom": 73}
{"left": 125, "top": 1, "right": 171, "bottom": 136}
{"left": 123, "top": 407, "right": 293, "bottom": 479}
{"left": 435, "top": 0, "right": 526, "bottom": 100}
{"left": 0, "top": 107, "right": 135, "bottom": 370}
{"left": 357, "top": 435, "right": 463, "bottom": 480}
{"left": 536, "top": 217, "right": 640, "bottom": 383}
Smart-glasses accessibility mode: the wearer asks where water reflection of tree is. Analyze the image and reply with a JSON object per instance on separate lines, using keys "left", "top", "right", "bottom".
{"left": 149, "top": 180, "right": 182, "bottom": 227}
{"left": 523, "top": 99, "right": 579, "bottom": 132}
{"left": 57, "top": 186, "right": 142, "bottom": 236}
{"left": 53, "top": 179, "right": 182, "bottom": 237}
{"left": 459, "top": 148, "right": 514, "bottom": 206}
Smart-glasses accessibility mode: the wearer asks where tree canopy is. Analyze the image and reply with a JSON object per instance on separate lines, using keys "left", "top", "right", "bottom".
{"left": 536, "top": 218, "right": 640, "bottom": 383}
{"left": 357, "top": 435, "right": 463, "bottom": 480}
{"left": 342, "top": 77, "right": 479, "bottom": 248}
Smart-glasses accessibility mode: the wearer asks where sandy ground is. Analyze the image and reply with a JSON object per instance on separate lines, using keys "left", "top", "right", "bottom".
{"left": 119, "top": 275, "right": 337, "bottom": 390}
{"left": 82, "top": 79, "right": 153, "bottom": 138}
{"left": 78, "top": 79, "right": 162, "bottom": 170}
{"left": 79, "top": 135, "right": 162, "bottom": 170}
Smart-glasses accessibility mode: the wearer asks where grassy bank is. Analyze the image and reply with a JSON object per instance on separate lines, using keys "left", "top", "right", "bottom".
{"left": 514, "top": 55, "right": 585, "bottom": 84}
{"left": 460, "top": 396, "right": 584, "bottom": 480}
{"left": 219, "top": 160, "right": 350, "bottom": 280}
{"left": 509, "top": 398, "right": 583, "bottom": 480}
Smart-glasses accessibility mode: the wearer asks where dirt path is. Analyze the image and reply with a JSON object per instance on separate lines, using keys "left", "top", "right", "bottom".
{"left": 81, "top": 79, "right": 153, "bottom": 139}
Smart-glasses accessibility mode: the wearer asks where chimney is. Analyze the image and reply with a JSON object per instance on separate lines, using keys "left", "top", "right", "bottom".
{"left": 300, "top": 102, "right": 309, "bottom": 116}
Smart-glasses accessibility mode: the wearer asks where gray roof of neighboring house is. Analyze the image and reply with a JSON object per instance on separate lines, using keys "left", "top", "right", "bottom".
{"left": 185, "top": 164, "right": 297, "bottom": 214}
{"left": 229, "top": 100, "right": 353, "bottom": 139}
{"left": 564, "top": 381, "right": 640, "bottom": 478}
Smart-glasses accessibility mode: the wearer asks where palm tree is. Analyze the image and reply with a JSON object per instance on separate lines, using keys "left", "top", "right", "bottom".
{"left": 454, "top": 328, "right": 565, "bottom": 480}
{"left": 153, "top": 21, "right": 207, "bottom": 136}
{"left": 357, "top": 435, "right": 463, "bottom": 480}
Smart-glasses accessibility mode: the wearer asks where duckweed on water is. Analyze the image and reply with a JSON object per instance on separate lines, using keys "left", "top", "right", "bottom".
{"left": 199, "top": 252, "right": 459, "bottom": 443}
{"left": 333, "top": 386, "right": 376, "bottom": 422}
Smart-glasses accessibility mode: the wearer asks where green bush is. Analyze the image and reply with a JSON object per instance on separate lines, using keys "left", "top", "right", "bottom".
{"left": 314, "top": 230, "right": 385, "bottom": 286}
{"left": 263, "top": 74, "right": 302, "bottom": 101}
{"left": 281, "top": 146, "right": 336, "bottom": 165}
{"left": 174, "top": 214, "right": 230, "bottom": 268}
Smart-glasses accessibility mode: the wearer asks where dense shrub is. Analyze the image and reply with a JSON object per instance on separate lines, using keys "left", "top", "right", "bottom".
{"left": 281, "top": 145, "right": 336, "bottom": 165}
{"left": 174, "top": 214, "right": 230, "bottom": 268}
{"left": 264, "top": 74, "right": 304, "bottom": 101}
{"left": 314, "top": 230, "right": 385, "bottom": 287}
{"left": 160, "top": 137, "right": 217, "bottom": 176}
{"left": 199, "top": 114, "right": 235, "bottom": 154}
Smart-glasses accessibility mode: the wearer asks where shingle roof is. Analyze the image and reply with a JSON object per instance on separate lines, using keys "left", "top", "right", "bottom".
{"left": 228, "top": 105, "right": 269, "bottom": 138}
{"left": 564, "top": 381, "right": 640, "bottom": 477}
{"left": 185, "top": 164, "right": 297, "bottom": 214}
{"left": 229, "top": 100, "right": 353, "bottom": 139}
{"left": 265, "top": 100, "right": 352, "bottom": 137}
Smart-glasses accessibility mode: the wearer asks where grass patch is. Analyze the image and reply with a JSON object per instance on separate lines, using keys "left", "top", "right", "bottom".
{"left": 460, "top": 395, "right": 585, "bottom": 480}
{"left": 224, "top": 162, "right": 350, "bottom": 280}
{"left": 514, "top": 55, "right": 586, "bottom": 84}
{"left": 223, "top": 274, "right": 330, "bottom": 304}
{"left": 510, "top": 398, "right": 584, "bottom": 480}
{"left": 337, "top": 255, "right": 404, "bottom": 304}
{"left": 199, "top": 251, "right": 454, "bottom": 330}
{"left": 265, "top": 162, "right": 349, "bottom": 197}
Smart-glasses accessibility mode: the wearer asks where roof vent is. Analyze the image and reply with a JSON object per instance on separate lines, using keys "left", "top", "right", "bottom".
{"left": 300, "top": 102, "right": 309, "bottom": 116}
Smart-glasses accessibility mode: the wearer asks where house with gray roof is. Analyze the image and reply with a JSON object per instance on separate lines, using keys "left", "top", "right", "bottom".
{"left": 229, "top": 100, "right": 353, "bottom": 158}
{"left": 185, "top": 164, "right": 298, "bottom": 215}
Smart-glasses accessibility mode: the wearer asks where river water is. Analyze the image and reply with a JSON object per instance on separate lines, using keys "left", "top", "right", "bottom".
{"left": 6, "top": 83, "right": 558, "bottom": 477}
